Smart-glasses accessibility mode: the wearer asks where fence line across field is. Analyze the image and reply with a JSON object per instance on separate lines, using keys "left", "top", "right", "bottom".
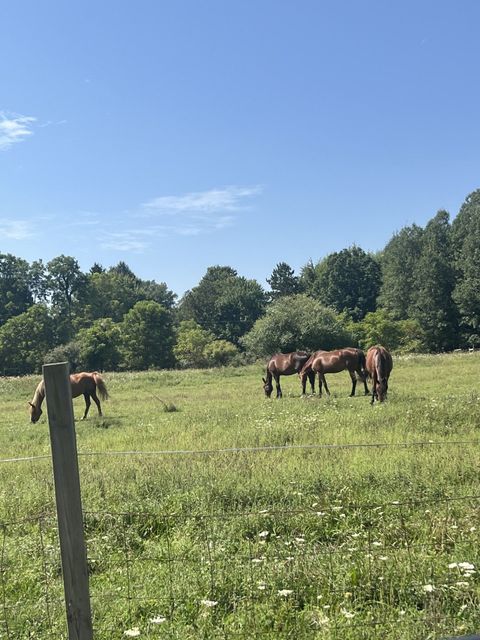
{"left": 1, "top": 437, "right": 479, "bottom": 465}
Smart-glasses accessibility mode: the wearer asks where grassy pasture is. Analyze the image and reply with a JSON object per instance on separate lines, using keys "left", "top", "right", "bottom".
{"left": 0, "top": 353, "right": 479, "bottom": 639}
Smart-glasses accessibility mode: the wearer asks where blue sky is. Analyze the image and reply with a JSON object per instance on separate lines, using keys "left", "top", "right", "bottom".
{"left": 2, "top": 1, "right": 480, "bottom": 297}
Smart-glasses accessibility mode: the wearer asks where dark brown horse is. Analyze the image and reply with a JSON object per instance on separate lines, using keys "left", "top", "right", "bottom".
{"left": 299, "top": 348, "right": 369, "bottom": 397}
{"left": 29, "top": 372, "right": 109, "bottom": 423}
{"left": 365, "top": 345, "right": 393, "bottom": 403}
{"left": 263, "top": 351, "right": 315, "bottom": 398}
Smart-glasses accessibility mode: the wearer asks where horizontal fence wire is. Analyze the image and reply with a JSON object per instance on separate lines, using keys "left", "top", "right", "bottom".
{"left": 1, "top": 438, "right": 479, "bottom": 465}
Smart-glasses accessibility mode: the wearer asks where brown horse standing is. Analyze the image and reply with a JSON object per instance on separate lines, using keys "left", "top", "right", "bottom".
{"left": 299, "top": 348, "right": 369, "bottom": 397}
{"left": 29, "top": 372, "right": 109, "bottom": 423}
{"left": 263, "top": 351, "right": 315, "bottom": 398}
{"left": 365, "top": 345, "right": 393, "bottom": 404}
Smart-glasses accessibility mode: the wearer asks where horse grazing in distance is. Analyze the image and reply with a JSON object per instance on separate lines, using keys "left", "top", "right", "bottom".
{"left": 263, "top": 351, "right": 315, "bottom": 398}
{"left": 299, "top": 348, "right": 369, "bottom": 397}
{"left": 29, "top": 372, "right": 109, "bottom": 423}
{"left": 365, "top": 345, "right": 393, "bottom": 404}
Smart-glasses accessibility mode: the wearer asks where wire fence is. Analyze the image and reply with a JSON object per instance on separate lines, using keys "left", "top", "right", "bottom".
{"left": 1, "top": 445, "right": 480, "bottom": 640}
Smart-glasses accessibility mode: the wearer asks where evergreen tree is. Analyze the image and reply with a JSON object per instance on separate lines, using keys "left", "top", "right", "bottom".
{"left": 411, "top": 210, "right": 458, "bottom": 351}
{"left": 377, "top": 224, "right": 424, "bottom": 319}
{"left": 266, "top": 262, "right": 301, "bottom": 300}
{"left": 451, "top": 189, "right": 480, "bottom": 346}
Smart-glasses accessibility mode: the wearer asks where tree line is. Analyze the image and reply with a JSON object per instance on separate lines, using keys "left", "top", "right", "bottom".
{"left": 1, "top": 189, "right": 479, "bottom": 375}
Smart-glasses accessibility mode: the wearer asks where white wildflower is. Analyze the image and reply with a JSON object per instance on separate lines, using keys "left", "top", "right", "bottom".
{"left": 277, "top": 589, "right": 293, "bottom": 597}
{"left": 458, "top": 562, "right": 475, "bottom": 571}
{"left": 257, "top": 582, "right": 266, "bottom": 590}
{"left": 341, "top": 608, "right": 355, "bottom": 618}
{"left": 372, "top": 541, "right": 382, "bottom": 547}
{"left": 201, "top": 599, "right": 218, "bottom": 607}
{"left": 149, "top": 616, "right": 166, "bottom": 624}
{"left": 455, "top": 582, "right": 469, "bottom": 587}
{"left": 124, "top": 629, "right": 141, "bottom": 637}
{"left": 423, "top": 584, "right": 435, "bottom": 593}
{"left": 259, "top": 530, "right": 269, "bottom": 539}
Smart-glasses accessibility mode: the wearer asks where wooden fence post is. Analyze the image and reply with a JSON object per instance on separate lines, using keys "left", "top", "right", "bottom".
{"left": 43, "top": 362, "right": 93, "bottom": 640}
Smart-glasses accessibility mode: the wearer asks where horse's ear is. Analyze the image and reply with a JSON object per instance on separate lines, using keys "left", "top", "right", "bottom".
{"left": 28, "top": 402, "right": 34, "bottom": 407}
{"left": 262, "top": 378, "right": 266, "bottom": 384}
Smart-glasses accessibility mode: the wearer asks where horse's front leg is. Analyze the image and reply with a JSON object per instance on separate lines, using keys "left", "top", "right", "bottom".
{"left": 315, "top": 371, "right": 321, "bottom": 396}
{"left": 82, "top": 393, "right": 91, "bottom": 419}
{"left": 275, "top": 374, "right": 282, "bottom": 399}
{"left": 363, "top": 377, "right": 370, "bottom": 395}
{"left": 308, "top": 371, "right": 315, "bottom": 394}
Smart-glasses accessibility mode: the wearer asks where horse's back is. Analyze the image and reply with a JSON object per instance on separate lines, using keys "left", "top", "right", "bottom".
{"left": 69, "top": 371, "right": 99, "bottom": 397}
{"left": 269, "top": 351, "right": 310, "bottom": 375}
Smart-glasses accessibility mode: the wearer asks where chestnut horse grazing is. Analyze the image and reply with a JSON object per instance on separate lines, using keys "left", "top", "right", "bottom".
{"left": 29, "top": 372, "right": 109, "bottom": 423}
{"left": 365, "top": 345, "right": 393, "bottom": 403}
{"left": 263, "top": 351, "right": 315, "bottom": 398}
{"left": 299, "top": 348, "right": 369, "bottom": 397}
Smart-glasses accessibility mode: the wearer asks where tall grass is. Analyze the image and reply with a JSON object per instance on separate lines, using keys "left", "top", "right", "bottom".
{"left": 0, "top": 353, "right": 479, "bottom": 638}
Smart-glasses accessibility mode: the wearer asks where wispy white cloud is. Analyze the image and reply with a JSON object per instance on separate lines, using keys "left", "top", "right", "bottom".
{"left": 100, "top": 230, "right": 150, "bottom": 252}
{"left": 142, "top": 185, "right": 262, "bottom": 215}
{"left": 0, "top": 112, "right": 37, "bottom": 150}
{"left": 0, "top": 219, "right": 34, "bottom": 240}
{"left": 68, "top": 185, "right": 261, "bottom": 254}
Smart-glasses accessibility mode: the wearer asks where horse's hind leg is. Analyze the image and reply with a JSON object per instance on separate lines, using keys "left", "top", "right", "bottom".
{"left": 91, "top": 389, "right": 103, "bottom": 416}
{"left": 82, "top": 393, "right": 91, "bottom": 420}
{"left": 319, "top": 372, "right": 330, "bottom": 396}
{"left": 349, "top": 371, "right": 357, "bottom": 397}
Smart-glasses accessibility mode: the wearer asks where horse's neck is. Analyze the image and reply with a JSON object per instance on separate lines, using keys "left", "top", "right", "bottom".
{"left": 32, "top": 381, "right": 46, "bottom": 408}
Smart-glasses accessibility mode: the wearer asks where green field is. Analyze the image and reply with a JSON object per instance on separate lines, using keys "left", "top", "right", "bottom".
{"left": 1, "top": 353, "right": 479, "bottom": 639}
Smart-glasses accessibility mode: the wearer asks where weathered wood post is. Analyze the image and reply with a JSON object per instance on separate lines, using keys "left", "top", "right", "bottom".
{"left": 43, "top": 362, "right": 93, "bottom": 640}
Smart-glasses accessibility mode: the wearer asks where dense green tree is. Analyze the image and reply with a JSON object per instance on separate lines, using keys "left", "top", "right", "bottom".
{"left": 350, "top": 309, "right": 424, "bottom": 353}
{"left": 0, "top": 304, "right": 55, "bottom": 375}
{"left": 377, "top": 224, "right": 424, "bottom": 319}
{"left": 80, "top": 265, "right": 175, "bottom": 324}
{"left": 173, "top": 320, "right": 215, "bottom": 368}
{"left": 0, "top": 254, "right": 33, "bottom": 325}
{"left": 305, "top": 246, "right": 381, "bottom": 320}
{"left": 120, "top": 301, "right": 174, "bottom": 370}
{"left": 29, "top": 259, "right": 49, "bottom": 303}
{"left": 178, "top": 266, "right": 266, "bottom": 344}
{"left": 202, "top": 339, "right": 238, "bottom": 366}
{"left": 75, "top": 318, "right": 122, "bottom": 371}
{"left": 451, "top": 190, "right": 480, "bottom": 346}
{"left": 241, "top": 294, "right": 353, "bottom": 357}
{"left": 266, "top": 262, "right": 301, "bottom": 300}
{"left": 46, "top": 255, "right": 87, "bottom": 341}
{"left": 411, "top": 210, "right": 458, "bottom": 351}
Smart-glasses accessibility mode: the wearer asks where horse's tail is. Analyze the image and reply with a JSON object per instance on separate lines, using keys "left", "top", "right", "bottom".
{"left": 92, "top": 373, "right": 109, "bottom": 400}
{"left": 298, "top": 354, "right": 314, "bottom": 378}
{"left": 358, "top": 350, "right": 367, "bottom": 378}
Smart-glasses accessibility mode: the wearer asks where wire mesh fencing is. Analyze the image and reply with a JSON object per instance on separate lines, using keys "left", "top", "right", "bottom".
{"left": 1, "top": 488, "right": 479, "bottom": 639}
